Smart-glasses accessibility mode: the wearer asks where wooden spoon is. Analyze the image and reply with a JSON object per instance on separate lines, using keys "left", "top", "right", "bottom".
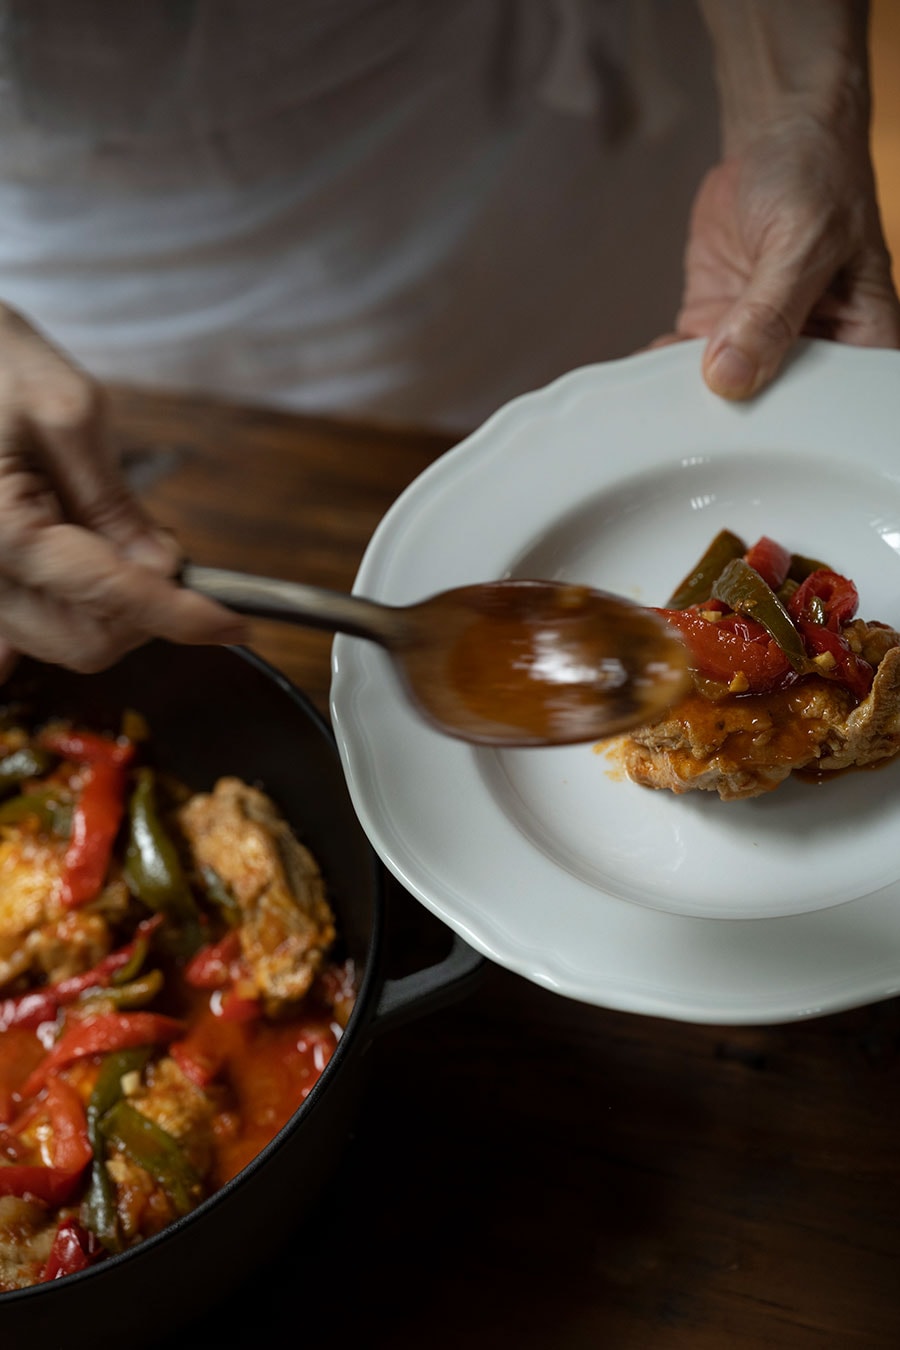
{"left": 183, "top": 566, "right": 690, "bottom": 748}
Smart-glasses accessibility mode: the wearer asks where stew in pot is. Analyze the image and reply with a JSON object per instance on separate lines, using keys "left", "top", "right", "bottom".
{"left": 0, "top": 712, "right": 354, "bottom": 1288}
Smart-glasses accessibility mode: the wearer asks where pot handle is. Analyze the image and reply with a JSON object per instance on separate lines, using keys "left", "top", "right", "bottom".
{"left": 370, "top": 934, "right": 485, "bottom": 1036}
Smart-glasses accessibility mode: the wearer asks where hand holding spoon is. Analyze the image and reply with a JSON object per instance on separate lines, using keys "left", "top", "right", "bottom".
{"left": 183, "top": 565, "right": 690, "bottom": 748}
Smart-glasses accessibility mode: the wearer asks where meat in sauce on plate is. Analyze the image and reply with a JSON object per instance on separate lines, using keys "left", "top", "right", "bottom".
{"left": 617, "top": 531, "right": 900, "bottom": 800}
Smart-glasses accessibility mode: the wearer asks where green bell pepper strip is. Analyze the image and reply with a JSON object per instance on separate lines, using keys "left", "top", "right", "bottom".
{"left": 38, "top": 726, "right": 135, "bottom": 770}
{"left": 99, "top": 1099, "right": 200, "bottom": 1217}
{"left": 88, "top": 1047, "right": 152, "bottom": 1127}
{"left": 20, "top": 1011, "right": 183, "bottom": 1098}
{"left": 0, "top": 916, "right": 163, "bottom": 1032}
{"left": 667, "top": 529, "right": 746, "bottom": 609}
{"left": 109, "top": 931, "right": 153, "bottom": 987}
{"left": 712, "top": 558, "right": 812, "bottom": 674}
{"left": 78, "top": 969, "right": 165, "bottom": 1011}
{"left": 787, "top": 552, "right": 832, "bottom": 583}
{"left": 83, "top": 1047, "right": 151, "bottom": 1251}
{"left": 0, "top": 789, "right": 72, "bottom": 836}
{"left": 776, "top": 577, "right": 800, "bottom": 606}
{"left": 123, "top": 770, "right": 198, "bottom": 923}
{"left": 53, "top": 916, "right": 162, "bottom": 1001}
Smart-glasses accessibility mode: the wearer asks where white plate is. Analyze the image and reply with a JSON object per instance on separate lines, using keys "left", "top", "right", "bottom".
{"left": 331, "top": 338, "right": 900, "bottom": 1024}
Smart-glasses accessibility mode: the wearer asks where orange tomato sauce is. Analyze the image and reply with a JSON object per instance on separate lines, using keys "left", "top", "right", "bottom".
{"left": 172, "top": 991, "right": 342, "bottom": 1186}
{"left": 668, "top": 680, "right": 851, "bottom": 774}
{"left": 1, "top": 965, "right": 352, "bottom": 1192}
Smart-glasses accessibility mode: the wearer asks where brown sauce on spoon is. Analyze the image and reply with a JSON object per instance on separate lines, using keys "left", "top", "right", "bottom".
{"left": 397, "top": 581, "right": 690, "bottom": 747}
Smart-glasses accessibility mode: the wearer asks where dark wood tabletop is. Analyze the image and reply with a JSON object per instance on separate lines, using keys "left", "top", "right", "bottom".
{"left": 107, "top": 385, "right": 900, "bottom": 1350}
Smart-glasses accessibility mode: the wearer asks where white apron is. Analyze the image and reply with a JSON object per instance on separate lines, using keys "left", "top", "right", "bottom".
{"left": 0, "top": 0, "right": 717, "bottom": 430}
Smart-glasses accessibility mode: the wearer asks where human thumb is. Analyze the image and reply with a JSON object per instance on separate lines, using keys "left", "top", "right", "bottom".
{"left": 702, "top": 249, "right": 834, "bottom": 400}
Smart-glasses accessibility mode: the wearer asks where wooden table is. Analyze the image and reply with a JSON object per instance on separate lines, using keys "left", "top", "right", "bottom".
{"left": 108, "top": 386, "right": 900, "bottom": 1350}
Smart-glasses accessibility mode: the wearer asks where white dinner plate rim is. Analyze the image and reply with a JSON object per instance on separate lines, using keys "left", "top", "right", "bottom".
{"left": 330, "top": 338, "right": 900, "bottom": 1025}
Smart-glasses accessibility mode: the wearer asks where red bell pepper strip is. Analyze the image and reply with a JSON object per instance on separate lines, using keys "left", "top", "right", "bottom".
{"left": 170, "top": 1039, "right": 223, "bottom": 1089}
{"left": 0, "top": 917, "right": 164, "bottom": 1032}
{"left": 42, "top": 1076, "right": 93, "bottom": 1173}
{"left": 789, "top": 569, "right": 859, "bottom": 632}
{"left": 660, "top": 560, "right": 872, "bottom": 701}
{"left": 0, "top": 1123, "right": 29, "bottom": 1161}
{"left": 6, "top": 1095, "right": 43, "bottom": 1138}
{"left": 52, "top": 916, "right": 164, "bottom": 1002}
{"left": 786, "top": 570, "right": 871, "bottom": 698}
{"left": 0, "top": 1077, "right": 92, "bottom": 1202}
{"left": 184, "top": 931, "right": 242, "bottom": 990}
{"left": 21, "top": 1012, "right": 183, "bottom": 1099}
{"left": 60, "top": 762, "right": 127, "bottom": 908}
{"left": 744, "top": 536, "right": 791, "bottom": 591}
{"left": 657, "top": 609, "right": 796, "bottom": 694}
{"left": 0, "top": 1029, "right": 45, "bottom": 1124}
{"left": 42, "top": 1218, "right": 97, "bottom": 1281}
{"left": 215, "top": 988, "right": 261, "bottom": 1023}
{"left": 186, "top": 933, "right": 260, "bottom": 1021}
{"left": 0, "top": 1162, "right": 85, "bottom": 1205}
{"left": 0, "top": 988, "right": 59, "bottom": 1033}
{"left": 794, "top": 619, "right": 874, "bottom": 701}
{"left": 38, "top": 727, "right": 135, "bottom": 769}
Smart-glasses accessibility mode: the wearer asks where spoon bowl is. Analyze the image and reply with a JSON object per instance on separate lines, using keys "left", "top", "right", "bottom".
{"left": 184, "top": 566, "right": 690, "bottom": 747}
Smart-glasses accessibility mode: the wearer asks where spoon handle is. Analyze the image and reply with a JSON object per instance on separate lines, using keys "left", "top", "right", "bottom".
{"left": 182, "top": 564, "right": 407, "bottom": 645}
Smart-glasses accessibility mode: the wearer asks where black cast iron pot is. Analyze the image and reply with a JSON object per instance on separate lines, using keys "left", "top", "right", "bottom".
{"left": 0, "top": 641, "right": 481, "bottom": 1349}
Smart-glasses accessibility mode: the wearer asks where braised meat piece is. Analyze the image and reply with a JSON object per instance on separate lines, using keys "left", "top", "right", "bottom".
{"left": 0, "top": 831, "right": 123, "bottom": 992}
{"left": 0, "top": 1198, "right": 56, "bottom": 1290}
{"left": 817, "top": 643, "right": 900, "bottom": 772}
{"left": 621, "top": 620, "right": 900, "bottom": 801}
{"left": 178, "top": 778, "right": 336, "bottom": 1010}
{"left": 0, "top": 834, "right": 65, "bottom": 987}
{"left": 105, "top": 1057, "right": 216, "bottom": 1242}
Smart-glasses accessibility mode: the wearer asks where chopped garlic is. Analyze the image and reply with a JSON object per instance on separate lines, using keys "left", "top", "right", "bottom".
{"left": 813, "top": 651, "right": 837, "bottom": 673}
{"left": 700, "top": 610, "right": 723, "bottom": 622}
{"left": 728, "top": 671, "right": 750, "bottom": 693}
{"left": 120, "top": 1070, "right": 142, "bottom": 1097}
